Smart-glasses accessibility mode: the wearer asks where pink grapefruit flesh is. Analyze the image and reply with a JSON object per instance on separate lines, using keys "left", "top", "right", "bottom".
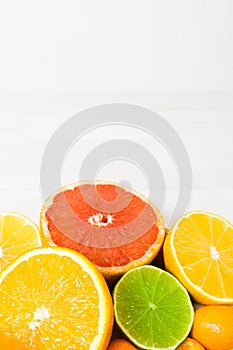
{"left": 40, "top": 182, "right": 165, "bottom": 278}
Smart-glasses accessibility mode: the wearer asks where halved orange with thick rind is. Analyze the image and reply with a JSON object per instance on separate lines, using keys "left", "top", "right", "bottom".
{"left": 0, "top": 247, "right": 113, "bottom": 349}
{"left": 164, "top": 211, "right": 233, "bottom": 305}
{"left": 40, "top": 181, "right": 165, "bottom": 280}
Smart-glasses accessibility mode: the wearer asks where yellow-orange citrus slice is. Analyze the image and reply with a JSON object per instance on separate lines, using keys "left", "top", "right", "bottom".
{"left": 40, "top": 181, "right": 165, "bottom": 280}
{"left": 0, "top": 212, "right": 42, "bottom": 271}
{"left": 0, "top": 247, "right": 113, "bottom": 349}
{"left": 164, "top": 211, "right": 233, "bottom": 304}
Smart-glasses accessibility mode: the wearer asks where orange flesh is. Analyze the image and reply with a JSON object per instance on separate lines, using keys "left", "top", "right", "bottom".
{"left": 45, "top": 184, "right": 160, "bottom": 267}
{"left": 173, "top": 213, "right": 233, "bottom": 299}
{"left": 0, "top": 248, "right": 113, "bottom": 349}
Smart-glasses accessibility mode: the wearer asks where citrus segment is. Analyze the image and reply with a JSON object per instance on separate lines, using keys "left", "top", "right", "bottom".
{"left": 191, "top": 305, "right": 233, "bottom": 350}
{"left": 0, "top": 212, "right": 42, "bottom": 271}
{"left": 0, "top": 247, "right": 113, "bottom": 349}
{"left": 113, "top": 265, "right": 194, "bottom": 350}
{"left": 40, "top": 182, "right": 165, "bottom": 279}
{"left": 163, "top": 211, "right": 233, "bottom": 304}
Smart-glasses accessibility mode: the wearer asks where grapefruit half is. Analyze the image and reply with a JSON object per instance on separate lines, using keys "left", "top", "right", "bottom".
{"left": 40, "top": 181, "right": 165, "bottom": 280}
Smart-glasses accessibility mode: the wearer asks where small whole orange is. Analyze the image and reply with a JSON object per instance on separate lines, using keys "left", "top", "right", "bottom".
{"left": 107, "top": 338, "right": 136, "bottom": 350}
{"left": 191, "top": 305, "right": 233, "bottom": 350}
{"left": 176, "top": 337, "right": 205, "bottom": 349}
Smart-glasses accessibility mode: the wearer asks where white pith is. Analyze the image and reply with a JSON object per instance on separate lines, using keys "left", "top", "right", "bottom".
{"left": 88, "top": 213, "right": 113, "bottom": 227}
{"left": 29, "top": 305, "right": 50, "bottom": 331}
{"left": 210, "top": 246, "right": 219, "bottom": 260}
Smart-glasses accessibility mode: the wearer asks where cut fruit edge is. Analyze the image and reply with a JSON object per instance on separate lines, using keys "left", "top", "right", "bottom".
{"left": 40, "top": 180, "right": 166, "bottom": 278}
{"left": 164, "top": 210, "right": 233, "bottom": 304}
{"left": 0, "top": 246, "right": 114, "bottom": 350}
{"left": 113, "top": 265, "right": 194, "bottom": 350}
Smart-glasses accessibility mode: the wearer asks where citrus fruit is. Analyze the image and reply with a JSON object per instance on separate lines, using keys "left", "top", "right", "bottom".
{"left": 107, "top": 338, "right": 136, "bottom": 350}
{"left": 163, "top": 211, "right": 233, "bottom": 304}
{"left": 191, "top": 305, "right": 233, "bottom": 350}
{"left": 0, "top": 212, "right": 42, "bottom": 271}
{"left": 0, "top": 247, "right": 113, "bottom": 349}
{"left": 176, "top": 337, "right": 205, "bottom": 350}
{"left": 113, "top": 265, "right": 194, "bottom": 350}
{"left": 40, "top": 181, "right": 165, "bottom": 280}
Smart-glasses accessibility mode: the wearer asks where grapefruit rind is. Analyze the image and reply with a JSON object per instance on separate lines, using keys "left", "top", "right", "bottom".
{"left": 164, "top": 210, "right": 233, "bottom": 305}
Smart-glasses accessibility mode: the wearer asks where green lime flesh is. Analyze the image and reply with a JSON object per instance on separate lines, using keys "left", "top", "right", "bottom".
{"left": 113, "top": 265, "right": 194, "bottom": 350}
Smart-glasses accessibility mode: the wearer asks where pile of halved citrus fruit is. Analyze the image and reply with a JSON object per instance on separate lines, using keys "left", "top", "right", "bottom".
{"left": 1, "top": 181, "right": 233, "bottom": 350}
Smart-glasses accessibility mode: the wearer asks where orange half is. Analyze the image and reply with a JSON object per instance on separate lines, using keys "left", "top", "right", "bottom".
{"left": 0, "top": 247, "right": 113, "bottom": 349}
{"left": 40, "top": 181, "right": 165, "bottom": 280}
{"left": 164, "top": 211, "right": 233, "bottom": 304}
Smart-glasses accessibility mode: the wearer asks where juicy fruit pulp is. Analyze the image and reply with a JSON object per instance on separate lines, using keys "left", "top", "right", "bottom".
{"left": 41, "top": 182, "right": 165, "bottom": 278}
{"left": 0, "top": 247, "right": 113, "bottom": 350}
{"left": 191, "top": 305, "right": 233, "bottom": 350}
{"left": 0, "top": 212, "right": 42, "bottom": 271}
{"left": 113, "top": 265, "right": 194, "bottom": 350}
{"left": 164, "top": 211, "right": 233, "bottom": 304}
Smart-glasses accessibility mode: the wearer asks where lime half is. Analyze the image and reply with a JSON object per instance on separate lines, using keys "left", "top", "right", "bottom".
{"left": 113, "top": 265, "right": 194, "bottom": 350}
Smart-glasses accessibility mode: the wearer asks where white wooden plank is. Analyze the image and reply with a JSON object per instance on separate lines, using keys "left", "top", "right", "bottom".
{"left": 0, "top": 110, "right": 232, "bottom": 189}
{"left": 0, "top": 94, "right": 232, "bottom": 229}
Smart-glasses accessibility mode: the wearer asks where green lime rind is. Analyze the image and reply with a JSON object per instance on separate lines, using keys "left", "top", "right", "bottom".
{"left": 113, "top": 265, "right": 194, "bottom": 350}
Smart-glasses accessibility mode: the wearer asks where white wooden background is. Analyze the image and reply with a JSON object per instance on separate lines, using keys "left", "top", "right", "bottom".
{"left": 0, "top": 1, "right": 232, "bottom": 228}
{"left": 0, "top": 92, "right": 232, "bottom": 228}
